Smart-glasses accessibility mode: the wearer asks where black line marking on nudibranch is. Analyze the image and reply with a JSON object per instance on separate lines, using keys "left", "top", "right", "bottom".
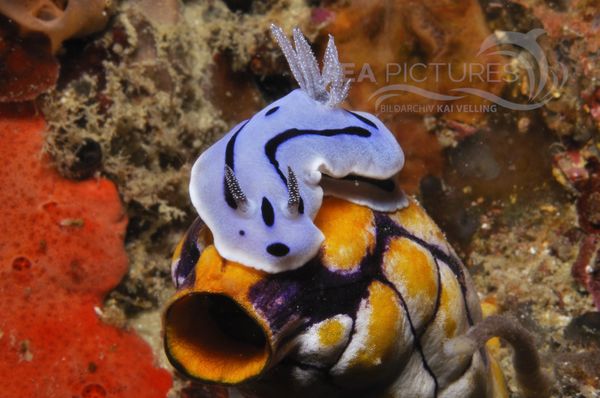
{"left": 225, "top": 120, "right": 249, "bottom": 170}
{"left": 346, "top": 110, "right": 378, "bottom": 129}
{"left": 262, "top": 197, "right": 275, "bottom": 226}
{"left": 264, "top": 126, "right": 372, "bottom": 184}
{"left": 265, "top": 106, "right": 280, "bottom": 116}
{"left": 224, "top": 120, "right": 249, "bottom": 209}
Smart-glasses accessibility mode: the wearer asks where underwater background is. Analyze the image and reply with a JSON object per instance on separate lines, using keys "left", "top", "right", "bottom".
{"left": 0, "top": 0, "right": 599, "bottom": 397}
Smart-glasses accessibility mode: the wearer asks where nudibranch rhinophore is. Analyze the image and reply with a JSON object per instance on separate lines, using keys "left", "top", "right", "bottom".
{"left": 189, "top": 25, "right": 406, "bottom": 274}
{"left": 164, "top": 25, "right": 551, "bottom": 398}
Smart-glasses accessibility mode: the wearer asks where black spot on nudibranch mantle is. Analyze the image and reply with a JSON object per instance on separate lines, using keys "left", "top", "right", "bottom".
{"left": 266, "top": 243, "right": 289, "bottom": 257}
{"left": 261, "top": 197, "right": 275, "bottom": 226}
{"left": 265, "top": 106, "right": 280, "bottom": 116}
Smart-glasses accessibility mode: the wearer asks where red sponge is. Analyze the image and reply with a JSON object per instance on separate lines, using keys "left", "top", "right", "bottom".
{"left": 0, "top": 108, "right": 172, "bottom": 397}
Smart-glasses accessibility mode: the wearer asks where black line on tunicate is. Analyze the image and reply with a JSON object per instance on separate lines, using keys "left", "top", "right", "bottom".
{"left": 379, "top": 278, "right": 439, "bottom": 397}
{"left": 376, "top": 214, "right": 474, "bottom": 327}
{"left": 427, "top": 257, "right": 442, "bottom": 335}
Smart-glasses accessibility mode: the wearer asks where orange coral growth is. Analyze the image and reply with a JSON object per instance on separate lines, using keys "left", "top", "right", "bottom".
{"left": 0, "top": 107, "right": 172, "bottom": 397}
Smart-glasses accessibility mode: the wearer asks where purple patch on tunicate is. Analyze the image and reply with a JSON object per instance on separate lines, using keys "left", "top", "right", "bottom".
{"left": 248, "top": 254, "right": 373, "bottom": 334}
{"left": 173, "top": 218, "right": 206, "bottom": 288}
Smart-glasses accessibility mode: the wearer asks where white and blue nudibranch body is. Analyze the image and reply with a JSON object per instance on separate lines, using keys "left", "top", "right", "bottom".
{"left": 189, "top": 25, "right": 407, "bottom": 273}
{"left": 190, "top": 89, "right": 405, "bottom": 273}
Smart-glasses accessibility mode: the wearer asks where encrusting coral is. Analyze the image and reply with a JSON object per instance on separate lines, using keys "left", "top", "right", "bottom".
{"left": 0, "top": 107, "right": 172, "bottom": 397}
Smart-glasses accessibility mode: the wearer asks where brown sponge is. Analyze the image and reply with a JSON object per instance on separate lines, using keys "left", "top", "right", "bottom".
{"left": 0, "top": 0, "right": 110, "bottom": 53}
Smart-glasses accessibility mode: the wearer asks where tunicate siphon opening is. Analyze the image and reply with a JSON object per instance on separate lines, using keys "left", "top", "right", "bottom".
{"left": 164, "top": 293, "right": 270, "bottom": 384}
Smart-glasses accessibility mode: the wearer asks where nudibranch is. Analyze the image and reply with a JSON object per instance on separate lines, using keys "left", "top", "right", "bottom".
{"left": 189, "top": 25, "right": 406, "bottom": 274}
